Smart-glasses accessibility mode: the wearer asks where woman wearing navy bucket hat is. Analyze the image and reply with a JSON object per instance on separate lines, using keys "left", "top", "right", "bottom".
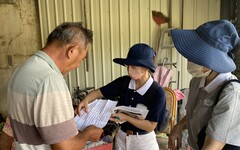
{"left": 168, "top": 20, "right": 240, "bottom": 150}
{"left": 76, "top": 43, "right": 166, "bottom": 150}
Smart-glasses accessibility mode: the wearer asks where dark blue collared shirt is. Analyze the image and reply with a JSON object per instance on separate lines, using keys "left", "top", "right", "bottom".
{"left": 100, "top": 75, "right": 166, "bottom": 133}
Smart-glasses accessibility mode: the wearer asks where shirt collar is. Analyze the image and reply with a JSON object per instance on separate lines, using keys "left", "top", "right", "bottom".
{"left": 128, "top": 76, "right": 153, "bottom": 95}
{"left": 34, "top": 51, "right": 62, "bottom": 75}
{"left": 199, "top": 73, "right": 234, "bottom": 93}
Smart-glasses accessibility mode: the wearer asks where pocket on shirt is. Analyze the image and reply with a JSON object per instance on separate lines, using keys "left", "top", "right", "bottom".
{"left": 201, "top": 99, "right": 215, "bottom": 107}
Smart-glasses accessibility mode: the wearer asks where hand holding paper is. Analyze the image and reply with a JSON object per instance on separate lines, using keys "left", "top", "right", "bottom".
{"left": 74, "top": 99, "right": 149, "bottom": 131}
{"left": 75, "top": 99, "right": 118, "bottom": 131}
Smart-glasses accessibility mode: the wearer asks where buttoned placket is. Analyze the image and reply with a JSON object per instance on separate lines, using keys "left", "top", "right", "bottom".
{"left": 129, "top": 90, "right": 136, "bottom": 107}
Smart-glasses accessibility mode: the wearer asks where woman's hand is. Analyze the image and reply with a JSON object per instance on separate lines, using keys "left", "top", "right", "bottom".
{"left": 75, "top": 89, "right": 104, "bottom": 116}
{"left": 110, "top": 113, "right": 129, "bottom": 123}
{"left": 168, "top": 124, "right": 183, "bottom": 150}
{"left": 168, "top": 116, "right": 187, "bottom": 150}
{"left": 75, "top": 99, "right": 89, "bottom": 116}
{"left": 111, "top": 112, "right": 157, "bottom": 132}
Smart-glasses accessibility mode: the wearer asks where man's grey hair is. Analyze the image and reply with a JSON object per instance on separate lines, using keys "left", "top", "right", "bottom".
{"left": 46, "top": 22, "right": 93, "bottom": 46}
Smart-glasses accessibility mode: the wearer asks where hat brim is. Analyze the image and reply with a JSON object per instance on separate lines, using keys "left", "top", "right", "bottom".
{"left": 113, "top": 58, "right": 156, "bottom": 73}
{"left": 171, "top": 29, "right": 236, "bottom": 73}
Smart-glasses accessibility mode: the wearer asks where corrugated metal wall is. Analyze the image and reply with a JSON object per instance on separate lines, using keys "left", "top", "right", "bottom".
{"left": 180, "top": 0, "right": 220, "bottom": 90}
{"left": 38, "top": 0, "right": 220, "bottom": 93}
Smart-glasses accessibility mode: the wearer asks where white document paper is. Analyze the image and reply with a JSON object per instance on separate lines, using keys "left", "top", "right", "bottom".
{"left": 74, "top": 99, "right": 118, "bottom": 131}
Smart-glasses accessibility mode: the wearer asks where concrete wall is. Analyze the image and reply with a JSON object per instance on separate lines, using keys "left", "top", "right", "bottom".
{"left": 0, "top": 0, "right": 41, "bottom": 116}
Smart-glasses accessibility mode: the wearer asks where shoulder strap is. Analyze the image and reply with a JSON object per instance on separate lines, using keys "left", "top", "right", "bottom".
{"left": 197, "top": 79, "right": 240, "bottom": 150}
{"left": 215, "top": 79, "right": 240, "bottom": 105}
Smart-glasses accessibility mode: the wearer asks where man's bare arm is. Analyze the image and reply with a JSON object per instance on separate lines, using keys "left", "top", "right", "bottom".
{"left": 51, "top": 125, "right": 103, "bottom": 150}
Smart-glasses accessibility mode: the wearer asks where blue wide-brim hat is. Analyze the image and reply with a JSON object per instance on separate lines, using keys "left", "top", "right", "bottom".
{"left": 171, "top": 20, "right": 239, "bottom": 73}
{"left": 113, "top": 43, "right": 156, "bottom": 73}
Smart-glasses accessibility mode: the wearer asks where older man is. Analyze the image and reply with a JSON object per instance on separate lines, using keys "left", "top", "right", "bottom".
{"left": 7, "top": 22, "right": 103, "bottom": 150}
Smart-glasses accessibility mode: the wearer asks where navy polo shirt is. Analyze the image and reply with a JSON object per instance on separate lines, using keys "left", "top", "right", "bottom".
{"left": 100, "top": 75, "right": 166, "bottom": 133}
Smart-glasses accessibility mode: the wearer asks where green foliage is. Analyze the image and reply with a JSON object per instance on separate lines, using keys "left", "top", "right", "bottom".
{"left": 0, "top": 121, "right": 5, "bottom": 134}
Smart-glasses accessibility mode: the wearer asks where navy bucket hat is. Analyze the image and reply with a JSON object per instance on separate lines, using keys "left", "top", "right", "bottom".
{"left": 171, "top": 20, "right": 239, "bottom": 73}
{"left": 113, "top": 43, "right": 156, "bottom": 73}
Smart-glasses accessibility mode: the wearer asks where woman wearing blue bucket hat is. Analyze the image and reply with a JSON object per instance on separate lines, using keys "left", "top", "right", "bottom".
{"left": 76, "top": 43, "right": 166, "bottom": 150}
{"left": 168, "top": 20, "right": 240, "bottom": 150}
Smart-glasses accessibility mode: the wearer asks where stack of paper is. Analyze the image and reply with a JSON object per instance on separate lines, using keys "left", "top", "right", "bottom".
{"left": 112, "top": 106, "right": 149, "bottom": 120}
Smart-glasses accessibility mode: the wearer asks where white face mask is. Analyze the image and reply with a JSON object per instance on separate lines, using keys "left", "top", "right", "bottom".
{"left": 187, "top": 61, "right": 212, "bottom": 77}
{"left": 128, "top": 66, "right": 144, "bottom": 80}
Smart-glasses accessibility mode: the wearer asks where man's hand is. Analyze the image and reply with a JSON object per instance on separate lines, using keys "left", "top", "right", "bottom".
{"left": 84, "top": 125, "right": 103, "bottom": 142}
{"left": 0, "top": 132, "right": 14, "bottom": 150}
{"left": 51, "top": 125, "right": 103, "bottom": 150}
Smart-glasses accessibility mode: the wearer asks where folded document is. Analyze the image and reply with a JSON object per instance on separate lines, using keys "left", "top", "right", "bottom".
{"left": 112, "top": 105, "right": 148, "bottom": 120}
